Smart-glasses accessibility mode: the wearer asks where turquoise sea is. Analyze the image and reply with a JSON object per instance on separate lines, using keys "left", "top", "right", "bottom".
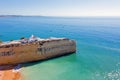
{"left": 0, "top": 17, "right": 120, "bottom": 80}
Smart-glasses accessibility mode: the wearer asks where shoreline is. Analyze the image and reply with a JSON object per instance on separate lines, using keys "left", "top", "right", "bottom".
{"left": 0, "top": 64, "right": 23, "bottom": 80}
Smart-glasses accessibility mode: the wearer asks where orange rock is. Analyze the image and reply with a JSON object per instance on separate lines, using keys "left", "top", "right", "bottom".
{"left": 0, "top": 38, "right": 76, "bottom": 65}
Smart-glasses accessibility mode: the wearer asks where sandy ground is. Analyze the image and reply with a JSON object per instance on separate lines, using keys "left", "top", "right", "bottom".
{"left": 0, "top": 64, "right": 23, "bottom": 80}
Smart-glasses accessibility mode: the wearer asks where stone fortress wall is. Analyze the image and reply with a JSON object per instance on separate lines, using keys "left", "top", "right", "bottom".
{"left": 0, "top": 38, "right": 76, "bottom": 65}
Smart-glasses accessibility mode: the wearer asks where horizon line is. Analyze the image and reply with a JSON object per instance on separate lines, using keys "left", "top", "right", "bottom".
{"left": 0, "top": 15, "right": 120, "bottom": 18}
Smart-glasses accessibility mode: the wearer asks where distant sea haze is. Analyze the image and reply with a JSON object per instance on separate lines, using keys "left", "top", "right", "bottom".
{"left": 0, "top": 16, "right": 120, "bottom": 80}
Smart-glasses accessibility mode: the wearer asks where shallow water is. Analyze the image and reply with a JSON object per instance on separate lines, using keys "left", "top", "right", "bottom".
{"left": 0, "top": 17, "right": 120, "bottom": 80}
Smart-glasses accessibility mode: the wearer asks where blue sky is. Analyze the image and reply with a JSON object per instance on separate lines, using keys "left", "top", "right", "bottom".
{"left": 0, "top": 0, "right": 120, "bottom": 16}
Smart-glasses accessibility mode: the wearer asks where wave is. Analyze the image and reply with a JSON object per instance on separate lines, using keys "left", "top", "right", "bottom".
{"left": 12, "top": 64, "right": 22, "bottom": 72}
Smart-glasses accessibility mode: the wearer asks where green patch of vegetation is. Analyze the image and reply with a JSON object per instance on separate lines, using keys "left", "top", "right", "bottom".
{"left": 0, "top": 39, "right": 2, "bottom": 43}
{"left": 20, "top": 37, "right": 25, "bottom": 40}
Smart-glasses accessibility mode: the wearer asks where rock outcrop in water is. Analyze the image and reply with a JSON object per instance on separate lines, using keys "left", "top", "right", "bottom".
{"left": 0, "top": 35, "right": 76, "bottom": 65}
